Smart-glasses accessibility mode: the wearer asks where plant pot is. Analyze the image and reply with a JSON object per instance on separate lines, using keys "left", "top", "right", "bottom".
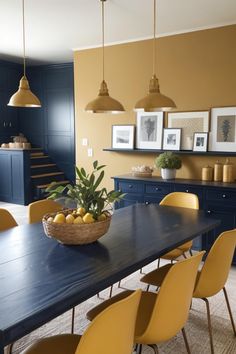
{"left": 161, "top": 168, "right": 176, "bottom": 180}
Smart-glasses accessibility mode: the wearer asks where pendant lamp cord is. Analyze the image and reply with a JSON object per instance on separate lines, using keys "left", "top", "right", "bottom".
{"left": 152, "top": 0, "right": 156, "bottom": 76}
{"left": 22, "top": 0, "right": 26, "bottom": 77}
{"left": 102, "top": 0, "right": 105, "bottom": 82}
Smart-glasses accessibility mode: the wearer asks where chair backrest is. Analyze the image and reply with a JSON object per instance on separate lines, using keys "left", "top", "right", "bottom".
{"left": 136, "top": 252, "right": 204, "bottom": 344}
{"left": 193, "top": 229, "right": 236, "bottom": 298}
{"left": 0, "top": 208, "right": 18, "bottom": 231}
{"left": 75, "top": 289, "right": 141, "bottom": 354}
{"left": 28, "top": 199, "right": 62, "bottom": 224}
{"left": 160, "top": 192, "right": 199, "bottom": 210}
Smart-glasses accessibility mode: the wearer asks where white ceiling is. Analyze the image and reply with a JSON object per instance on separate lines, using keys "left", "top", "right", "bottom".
{"left": 0, "top": 0, "right": 236, "bottom": 65}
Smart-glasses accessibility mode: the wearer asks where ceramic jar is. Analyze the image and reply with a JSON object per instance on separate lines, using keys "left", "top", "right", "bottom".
{"left": 202, "top": 166, "right": 213, "bottom": 181}
{"left": 223, "top": 159, "right": 234, "bottom": 183}
{"left": 214, "top": 160, "right": 223, "bottom": 182}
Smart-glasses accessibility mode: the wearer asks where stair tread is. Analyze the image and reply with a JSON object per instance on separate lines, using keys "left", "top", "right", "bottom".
{"left": 31, "top": 155, "right": 49, "bottom": 159}
{"left": 30, "top": 152, "right": 44, "bottom": 157}
{"left": 31, "top": 164, "right": 56, "bottom": 168}
{"left": 31, "top": 172, "right": 64, "bottom": 178}
{"left": 36, "top": 180, "right": 70, "bottom": 189}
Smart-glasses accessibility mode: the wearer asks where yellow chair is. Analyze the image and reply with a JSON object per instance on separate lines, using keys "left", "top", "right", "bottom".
{"left": 87, "top": 252, "right": 205, "bottom": 353}
{"left": 159, "top": 192, "right": 199, "bottom": 262}
{"left": 20, "top": 290, "right": 141, "bottom": 354}
{"left": 0, "top": 208, "right": 18, "bottom": 231}
{"left": 139, "top": 229, "right": 236, "bottom": 354}
{"left": 28, "top": 199, "right": 62, "bottom": 224}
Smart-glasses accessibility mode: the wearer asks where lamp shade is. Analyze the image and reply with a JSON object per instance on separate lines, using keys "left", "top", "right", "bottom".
{"left": 85, "top": 80, "right": 124, "bottom": 114}
{"left": 134, "top": 74, "right": 176, "bottom": 112}
{"left": 8, "top": 76, "right": 41, "bottom": 108}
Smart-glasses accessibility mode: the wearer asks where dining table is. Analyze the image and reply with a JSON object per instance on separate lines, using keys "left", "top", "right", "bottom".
{"left": 0, "top": 203, "right": 220, "bottom": 354}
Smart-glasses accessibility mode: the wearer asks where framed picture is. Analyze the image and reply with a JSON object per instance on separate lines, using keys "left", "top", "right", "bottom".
{"left": 136, "top": 112, "right": 163, "bottom": 149}
{"left": 167, "top": 111, "right": 209, "bottom": 150}
{"left": 209, "top": 106, "right": 236, "bottom": 152}
{"left": 112, "top": 125, "right": 135, "bottom": 149}
{"left": 162, "top": 128, "right": 181, "bottom": 151}
{"left": 193, "top": 132, "right": 208, "bottom": 152}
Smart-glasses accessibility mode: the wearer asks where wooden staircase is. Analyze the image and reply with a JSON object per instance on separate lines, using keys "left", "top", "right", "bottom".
{"left": 30, "top": 150, "right": 69, "bottom": 200}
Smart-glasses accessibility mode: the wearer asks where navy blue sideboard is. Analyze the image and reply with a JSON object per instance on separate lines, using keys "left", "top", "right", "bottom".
{"left": 113, "top": 175, "right": 236, "bottom": 265}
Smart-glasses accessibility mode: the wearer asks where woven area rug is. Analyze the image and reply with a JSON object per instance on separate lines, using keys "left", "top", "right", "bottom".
{"left": 10, "top": 261, "right": 236, "bottom": 354}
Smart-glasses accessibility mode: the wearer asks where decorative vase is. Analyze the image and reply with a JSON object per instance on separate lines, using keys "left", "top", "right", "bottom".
{"left": 161, "top": 168, "right": 176, "bottom": 180}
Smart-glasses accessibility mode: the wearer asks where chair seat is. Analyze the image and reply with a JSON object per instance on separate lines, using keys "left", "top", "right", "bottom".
{"left": 21, "top": 334, "right": 81, "bottom": 354}
{"left": 177, "top": 240, "right": 193, "bottom": 252}
{"left": 140, "top": 263, "right": 172, "bottom": 287}
{"left": 161, "top": 248, "right": 185, "bottom": 260}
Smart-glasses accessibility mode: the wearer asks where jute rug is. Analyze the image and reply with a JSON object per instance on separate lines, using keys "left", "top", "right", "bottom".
{"left": 10, "top": 261, "right": 236, "bottom": 354}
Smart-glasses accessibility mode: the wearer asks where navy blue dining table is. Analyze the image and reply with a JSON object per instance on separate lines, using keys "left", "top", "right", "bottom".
{"left": 0, "top": 203, "right": 220, "bottom": 353}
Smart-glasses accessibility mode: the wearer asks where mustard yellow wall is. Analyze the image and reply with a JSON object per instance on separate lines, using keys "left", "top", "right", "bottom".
{"left": 74, "top": 25, "right": 236, "bottom": 190}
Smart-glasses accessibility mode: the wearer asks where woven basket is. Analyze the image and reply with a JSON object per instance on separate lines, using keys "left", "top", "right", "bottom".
{"left": 42, "top": 209, "right": 111, "bottom": 245}
{"left": 132, "top": 171, "right": 152, "bottom": 178}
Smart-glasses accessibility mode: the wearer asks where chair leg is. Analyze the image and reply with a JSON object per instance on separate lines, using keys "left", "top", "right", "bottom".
{"left": 71, "top": 307, "right": 75, "bottom": 334}
{"left": 137, "top": 344, "right": 142, "bottom": 354}
{"left": 157, "top": 258, "right": 160, "bottom": 268}
{"left": 189, "top": 249, "right": 193, "bottom": 256}
{"left": 118, "top": 280, "right": 122, "bottom": 288}
{"left": 148, "top": 344, "right": 159, "bottom": 354}
{"left": 140, "top": 268, "right": 145, "bottom": 274}
{"left": 223, "top": 287, "right": 236, "bottom": 336}
{"left": 202, "top": 297, "right": 214, "bottom": 354}
{"left": 109, "top": 284, "right": 114, "bottom": 298}
{"left": 183, "top": 252, "right": 187, "bottom": 259}
{"left": 181, "top": 328, "right": 191, "bottom": 354}
{"left": 5, "top": 344, "right": 14, "bottom": 354}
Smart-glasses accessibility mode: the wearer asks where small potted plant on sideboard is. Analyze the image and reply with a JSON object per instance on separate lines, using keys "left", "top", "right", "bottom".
{"left": 155, "top": 151, "right": 182, "bottom": 180}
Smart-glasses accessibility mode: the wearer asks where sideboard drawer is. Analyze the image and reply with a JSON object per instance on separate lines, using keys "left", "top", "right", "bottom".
{"left": 145, "top": 183, "right": 171, "bottom": 195}
{"left": 173, "top": 185, "right": 203, "bottom": 201}
{"left": 118, "top": 181, "right": 143, "bottom": 194}
{"left": 206, "top": 189, "right": 236, "bottom": 204}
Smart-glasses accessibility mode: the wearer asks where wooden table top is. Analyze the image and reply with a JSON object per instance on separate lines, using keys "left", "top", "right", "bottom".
{"left": 0, "top": 203, "right": 220, "bottom": 352}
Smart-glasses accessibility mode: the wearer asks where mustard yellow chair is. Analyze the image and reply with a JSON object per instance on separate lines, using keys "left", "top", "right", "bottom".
{"left": 20, "top": 289, "right": 141, "bottom": 354}
{"left": 28, "top": 199, "right": 62, "bottom": 224}
{"left": 87, "top": 252, "right": 204, "bottom": 354}
{"left": 0, "top": 208, "right": 18, "bottom": 231}
{"left": 139, "top": 229, "right": 236, "bottom": 354}
{"left": 159, "top": 192, "right": 199, "bottom": 262}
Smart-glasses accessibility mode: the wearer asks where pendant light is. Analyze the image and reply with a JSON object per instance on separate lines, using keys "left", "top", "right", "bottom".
{"left": 8, "top": 0, "right": 41, "bottom": 108}
{"left": 134, "top": 0, "right": 176, "bottom": 112}
{"left": 85, "top": 0, "right": 125, "bottom": 114}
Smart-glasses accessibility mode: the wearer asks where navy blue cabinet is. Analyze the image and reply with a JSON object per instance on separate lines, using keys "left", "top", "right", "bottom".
{"left": 0, "top": 149, "right": 31, "bottom": 205}
{"left": 0, "top": 61, "right": 21, "bottom": 144}
{"left": 113, "top": 175, "right": 236, "bottom": 265}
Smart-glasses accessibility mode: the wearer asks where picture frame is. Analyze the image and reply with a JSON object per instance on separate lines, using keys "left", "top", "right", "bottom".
{"left": 162, "top": 128, "right": 181, "bottom": 151}
{"left": 167, "top": 111, "right": 209, "bottom": 150}
{"left": 193, "top": 132, "right": 208, "bottom": 152}
{"left": 136, "top": 112, "right": 163, "bottom": 149}
{"left": 112, "top": 125, "right": 135, "bottom": 149}
{"left": 209, "top": 106, "right": 236, "bottom": 152}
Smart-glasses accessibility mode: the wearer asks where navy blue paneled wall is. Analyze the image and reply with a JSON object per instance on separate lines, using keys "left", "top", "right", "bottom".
{"left": 18, "top": 63, "right": 75, "bottom": 181}
{"left": 0, "top": 60, "right": 22, "bottom": 144}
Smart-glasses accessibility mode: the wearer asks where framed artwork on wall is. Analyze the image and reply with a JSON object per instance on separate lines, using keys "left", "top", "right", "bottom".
{"left": 112, "top": 125, "right": 135, "bottom": 149}
{"left": 167, "top": 111, "right": 209, "bottom": 150}
{"left": 193, "top": 132, "right": 208, "bottom": 152}
{"left": 136, "top": 112, "right": 163, "bottom": 149}
{"left": 162, "top": 128, "right": 181, "bottom": 151}
{"left": 209, "top": 106, "right": 236, "bottom": 152}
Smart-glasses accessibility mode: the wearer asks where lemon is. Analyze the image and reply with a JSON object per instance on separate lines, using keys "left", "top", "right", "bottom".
{"left": 97, "top": 213, "right": 106, "bottom": 221}
{"left": 73, "top": 216, "right": 84, "bottom": 224}
{"left": 53, "top": 213, "right": 66, "bottom": 223}
{"left": 66, "top": 214, "right": 75, "bottom": 224}
{"left": 77, "top": 207, "right": 86, "bottom": 216}
{"left": 83, "top": 212, "right": 95, "bottom": 224}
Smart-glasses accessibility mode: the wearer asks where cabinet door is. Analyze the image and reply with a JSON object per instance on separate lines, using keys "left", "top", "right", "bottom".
{"left": 0, "top": 153, "right": 11, "bottom": 201}
{"left": 204, "top": 204, "right": 236, "bottom": 264}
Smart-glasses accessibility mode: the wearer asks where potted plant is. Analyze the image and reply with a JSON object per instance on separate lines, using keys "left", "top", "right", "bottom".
{"left": 155, "top": 152, "right": 182, "bottom": 180}
{"left": 43, "top": 160, "right": 125, "bottom": 244}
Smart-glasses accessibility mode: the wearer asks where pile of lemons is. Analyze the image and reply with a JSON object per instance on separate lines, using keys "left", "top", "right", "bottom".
{"left": 46, "top": 207, "right": 108, "bottom": 225}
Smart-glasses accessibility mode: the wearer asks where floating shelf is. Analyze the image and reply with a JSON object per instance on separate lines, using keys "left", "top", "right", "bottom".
{"left": 103, "top": 148, "right": 236, "bottom": 157}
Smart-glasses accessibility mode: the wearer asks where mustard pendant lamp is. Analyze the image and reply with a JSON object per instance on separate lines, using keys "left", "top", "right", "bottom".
{"left": 134, "top": 0, "right": 176, "bottom": 112}
{"left": 85, "top": 0, "right": 125, "bottom": 114}
{"left": 8, "top": 0, "right": 41, "bottom": 108}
